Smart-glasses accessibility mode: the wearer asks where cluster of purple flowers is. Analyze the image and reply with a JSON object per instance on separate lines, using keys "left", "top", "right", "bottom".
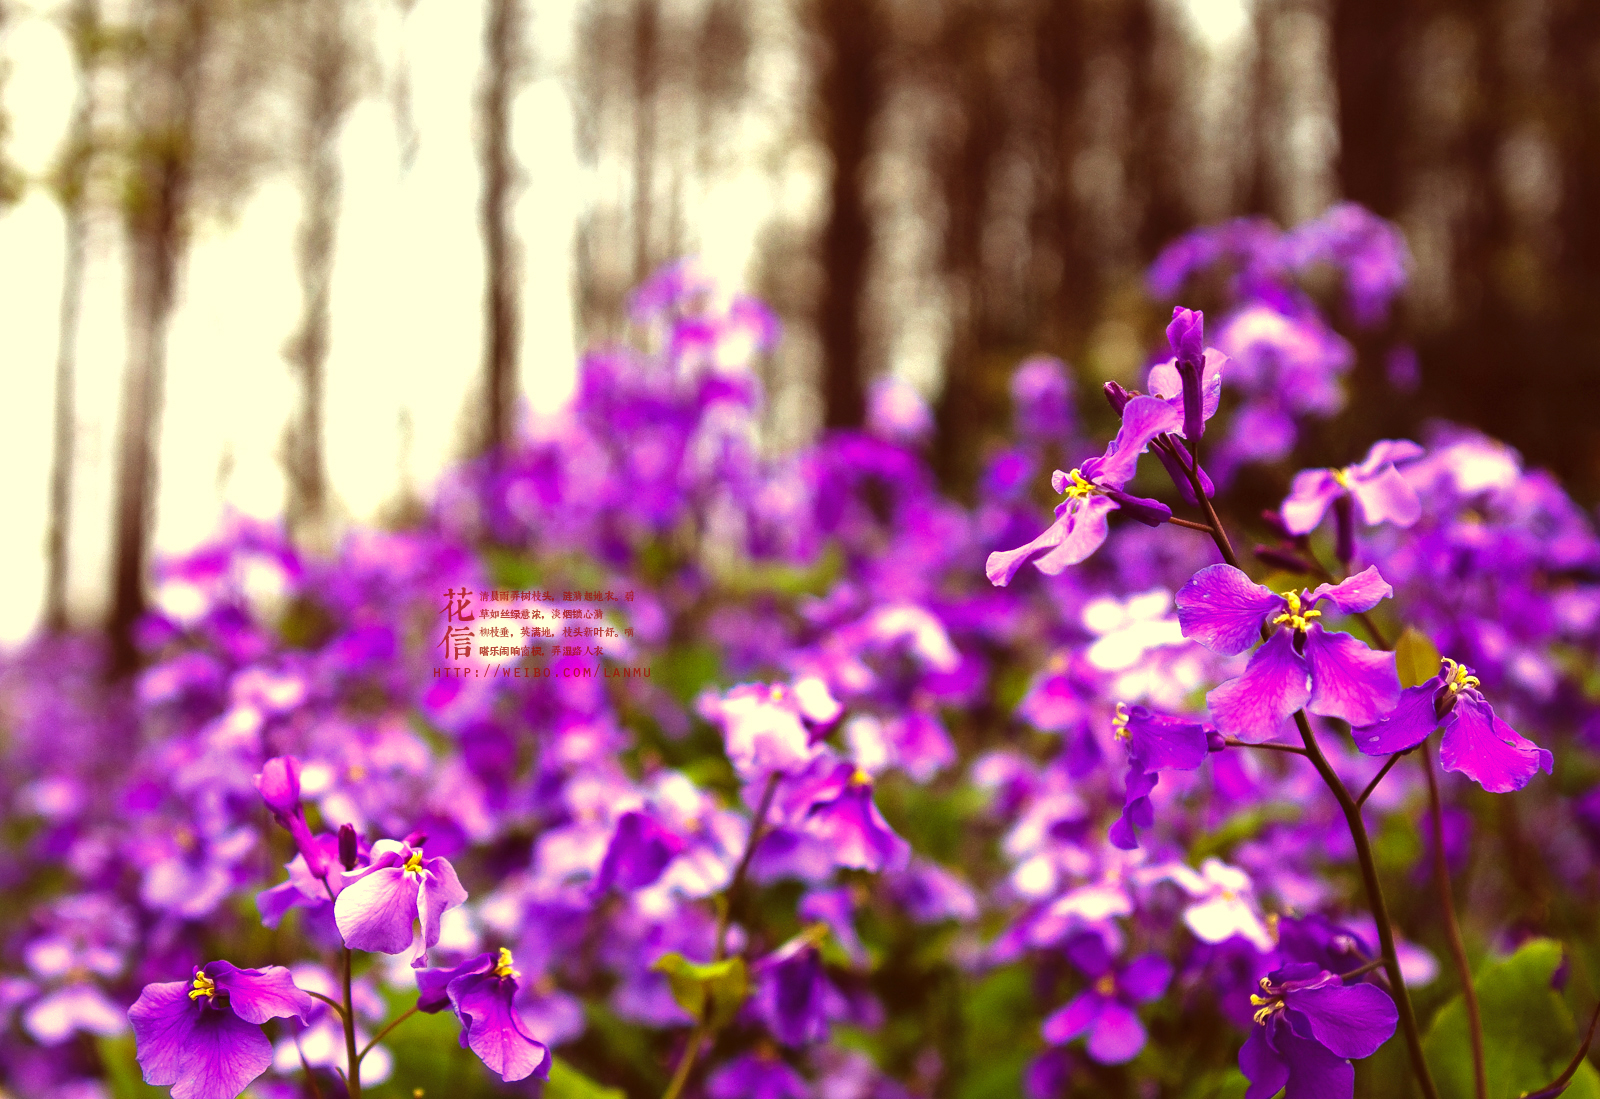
{"left": 0, "top": 215, "right": 1594, "bottom": 1099}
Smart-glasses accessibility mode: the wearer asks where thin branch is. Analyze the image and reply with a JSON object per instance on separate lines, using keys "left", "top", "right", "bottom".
{"left": 1338, "top": 957, "right": 1386, "bottom": 981}
{"left": 358, "top": 1005, "right": 417, "bottom": 1063}
{"left": 1356, "top": 752, "right": 1406, "bottom": 808}
{"left": 1423, "top": 740, "right": 1487, "bottom": 1099}
{"left": 305, "top": 989, "right": 345, "bottom": 1019}
{"left": 1223, "top": 736, "right": 1307, "bottom": 756}
{"left": 1525, "top": 1000, "right": 1600, "bottom": 1099}
{"left": 1166, "top": 516, "right": 1215, "bottom": 533}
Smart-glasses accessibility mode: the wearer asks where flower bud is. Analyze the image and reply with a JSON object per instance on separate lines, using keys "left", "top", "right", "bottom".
{"left": 338, "top": 823, "right": 359, "bottom": 871}
{"left": 254, "top": 757, "right": 302, "bottom": 824}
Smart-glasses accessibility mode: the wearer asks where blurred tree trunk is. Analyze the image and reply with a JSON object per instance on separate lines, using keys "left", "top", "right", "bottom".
{"left": 931, "top": 3, "right": 1006, "bottom": 496}
{"left": 810, "top": 0, "right": 884, "bottom": 432}
{"left": 285, "top": 0, "right": 356, "bottom": 549}
{"left": 478, "top": 0, "right": 527, "bottom": 457}
{"left": 631, "top": 0, "right": 659, "bottom": 282}
{"left": 1331, "top": 0, "right": 1410, "bottom": 216}
{"left": 46, "top": 0, "right": 100, "bottom": 633}
{"left": 108, "top": 0, "right": 208, "bottom": 674}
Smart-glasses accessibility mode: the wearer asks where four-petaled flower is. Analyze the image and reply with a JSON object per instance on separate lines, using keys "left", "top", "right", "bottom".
{"left": 416, "top": 947, "right": 552, "bottom": 1083}
{"left": 1355, "top": 657, "right": 1553, "bottom": 792}
{"left": 1281, "top": 440, "right": 1424, "bottom": 535}
{"left": 987, "top": 399, "right": 1181, "bottom": 585}
{"left": 1107, "top": 704, "right": 1215, "bottom": 850}
{"left": 1177, "top": 565, "right": 1400, "bottom": 742}
{"left": 334, "top": 838, "right": 467, "bottom": 966}
{"left": 129, "top": 961, "right": 314, "bottom": 1099}
{"left": 1042, "top": 935, "right": 1172, "bottom": 1064}
{"left": 1240, "top": 963, "right": 1397, "bottom": 1099}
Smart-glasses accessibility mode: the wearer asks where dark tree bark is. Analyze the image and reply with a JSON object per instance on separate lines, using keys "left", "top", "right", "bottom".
{"left": 1330, "top": 0, "right": 1411, "bottom": 216}
{"left": 46, "top": 0, "right": 101, "bottom": 633}
{"left": 108, "top": 0, "right": 208, "bottom": 674}
{"left": 478, "top": 0, "right": 527, "bottom": 457}
{"left": 810, "top": 0, "right": 885, "bottom": 433}
{"left": 631, "top": 0, "right": 660, "bottom": 282}
{"left": 285, "top": 0, "right": 355, "bottom": 547}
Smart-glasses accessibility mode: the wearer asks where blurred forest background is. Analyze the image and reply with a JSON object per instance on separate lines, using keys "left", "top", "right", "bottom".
{"left": 0, "top": 0, "right": 1597, "bottom": 653}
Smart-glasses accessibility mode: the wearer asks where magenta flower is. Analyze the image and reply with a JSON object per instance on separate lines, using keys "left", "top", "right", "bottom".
{"left": 333, "top": 838, "right": 466, "bottom": 966}
{"left": 416, "top": 948, "right": 551, "bottom": 1083}
{"left": 706, "top": 1050, "right": 812, "bottom": 1099}
{"left": 752, "top": 933, "right": 832, "bottom": 1048}
{"left": 1240, "top": 963, "right": 1397, "bottom": 1099}
{"left": 1177, "top": 565, "right": 1400, "bottom": 742}
{"left": 1042, "top": 936, "right": 1172, "bottom": 1065}
{"left": 1107, "top": 704, "right": 1215, "bottom": 850}
{"left": 593, "top": 809, "right": 686, "bottom": 895}
{"left": 986, "top": 397, "right": 1181, "bottom": 585}
{"left": 128, "top": 962, "right": 314, "bottom": 1099}
{"left": 1355, "top": 658, "right": 1553, "bottom": 792}
{"left": 1280, "top": 440, "right": 1424, "bottom": 558}
{"left": 255, "top": 756, "right": 327, "bottom": 879}
{"left": 698, "top": 679, "right": 841, "bottom": 780}
{"left": 781, "top": 759, "right": 910, "bottom": 872}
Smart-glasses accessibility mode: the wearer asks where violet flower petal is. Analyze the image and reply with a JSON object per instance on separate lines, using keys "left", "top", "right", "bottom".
{"left": 1042, "top": 991, "right": 1099, "bottom": 1044}
{"left": 1206, "top": 630, "right": 1311, "bottom": 742}
{"left": 1239, "top": 1026, "right": 1290, "bottom": 1099}
{"left": 1120, "top": 956, "right": 1174, "bottom": 1003}
{"left": 1281, "top": 470, "right": 1342, "bottom": 535}
{"left": 1303, "top": 628, "right": 1400, "bottom": 729}
{"left": 334, "top": 868, "right": 420, "bottom": 955}
{"left": 1439, "top": 695, "right": 1554, "bottom": 793}
{"left": 1353, "top": 684, "right": 1438, "bottom": 756}
{"left": 1348, "top": 464, "right": 1421, "bottom": 528}
{"left": 1284, "top": 981, "right": 1397, "bottom": 1059}
{"left": 1307, "top": 566, "right": 1393, "bottom": 614}
{"left": 1177, "top": 565, "right": 1284, "bottom": 656}
{"left": 207, "top": 962, "right": 314, "bottom": 1025}
{"left": 985, "top": 495, "right": 1116, "bottom": 586}
{"left": 452, "top": 972, "right": 551, "bottom": 1082}
{"left": 1087, "top": 998, "right": 1147, "bottom": 1064}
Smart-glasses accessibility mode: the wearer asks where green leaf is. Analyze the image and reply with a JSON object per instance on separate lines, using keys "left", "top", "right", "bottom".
{"left": 651, "top": 952, "right": 748, "bottom": 1029}
{"left": 1395, "top": 627, "right": 1443, "bottom": 689}
{"left": 1424, "top": 938, "right": 1600, "bottom": 1099}
{"left": 545, "top": 1057, "right": 628, "bottom": 1099}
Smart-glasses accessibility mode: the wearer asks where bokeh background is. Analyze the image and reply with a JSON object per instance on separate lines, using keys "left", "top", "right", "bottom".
{"left": 0, "top": 0, "right": 1597, "bottom": 648}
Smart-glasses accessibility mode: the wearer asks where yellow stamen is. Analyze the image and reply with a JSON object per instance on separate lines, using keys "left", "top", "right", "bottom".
{"left": 189, "top": 971, "right": 216, "bottom": 1001}
{"left": 1060, "top": 469, "right": 1098, "bottom": 500}
{"left": 1441, "top": 658, "right": 1480, "bottom": 693}
{"left": 493, "top": 947, "right": 521, "bottom": 980}
{"left": 1094, "top": 974, "right": 1117, "bottom": 996}
{"left": 1112, "top": 702, "right": 1131, "bottom": 743}
{"left": 850, "top": 768, "right": 873, "bottom": 787}
{"left": 1271, "top": 589, "right": 1323, "bottom": 633}
{"left": 403, "top": 850, "right": 425, "bottom": 874}
{"left": 1331, "top": 467, "right": 1352, "bottom": 489}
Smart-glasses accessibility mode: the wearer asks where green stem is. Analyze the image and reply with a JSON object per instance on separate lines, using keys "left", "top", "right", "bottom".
{"left": 662, "top": 771, "right": 782, "bottom": 1099}
{"left": 1356, "top": 752, "right": 1406, "bottom": 808}
{"left": 1422, "top": 740, "right": 1487, "bottom": 1099}
{"left": 1295, "top": 711, "right": 1439, "bottom": 1099}
{"left": 359, "top": 1005, "right": 418, "bottom": 1064}
{"left": 342, "top": 948, "right": 361, "bottom": 1099}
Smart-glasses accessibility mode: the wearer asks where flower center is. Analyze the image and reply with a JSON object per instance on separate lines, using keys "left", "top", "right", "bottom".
{"left": 403, "top": 850, "right": 425, "bottom": 874}
{"left": 1250, "top": 977, "right": 1286, "bottom": 1025}
{"left": 1060, "top": 469, "right": 1098, "bottom": 500}
{"left": 1442, "top": 658, "right": 1480, "bottom": 695}
{"left": 1271, "top": 590, "right": 1322, "bottom": 633}
{"left": 1111, "top": 702, "right": 1131, "bottom": 743}
{"left": 850, "top": 768, "right": 873, "bottom": 787}
{"left": 493, "top": 947, "right": 521, "bottom": 980}
{"left": 1331, "top": 467, "right": 1352, "bottom": 489}
{"left": 1094, "top": 974, "right": 1117, "bottom": 997}
{"left": 188, "top": 971, "right": 217, "bottom": 1001}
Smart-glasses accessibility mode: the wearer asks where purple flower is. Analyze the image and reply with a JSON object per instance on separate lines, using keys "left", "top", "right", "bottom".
{"left": 1281, "top": 440, "right": 1425, "bottom": 541}
{"left": 1240, "top": 963, "right": 1397, "bottom": 1099}
{"left": 128, "top": 962, "right": 314, "bottom": 1099}
{"left": 986, "top": 398, "right": 1181, "bottom": 585}
{"left": 255, "top": 756, "right": 327, "bottom": 879}
{"left": 416, "top": 948, "right": 551, "bottom": 1083}
{"left": 1176, "top": 565, "right": 1400, "bottom": 742}
{"left": 706, "top": 1050, "right": 812, "bottom": 1099}
{"left": 753, "top": 933, "right": 831, "bottom": 1047}
{"left": 1042, "top": 936, "right": 1171, "bottom": 1064}
{"left": 1354, "top": 658, "right": 1553, "bottom": 793}
{"left": 796, "top": 762, "right": 910, "bottom": 873}
{"left": 333, "top": 838, "right": 467, "bottom": 965}
{"left": 593, "top": 809, "right": 686, "bottom": 895}
{"left": 699, "top": 680, "right": 841, "bottom": 780}
{"left": 1107, "top": 704, "right": 1213, "bottom": 850}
